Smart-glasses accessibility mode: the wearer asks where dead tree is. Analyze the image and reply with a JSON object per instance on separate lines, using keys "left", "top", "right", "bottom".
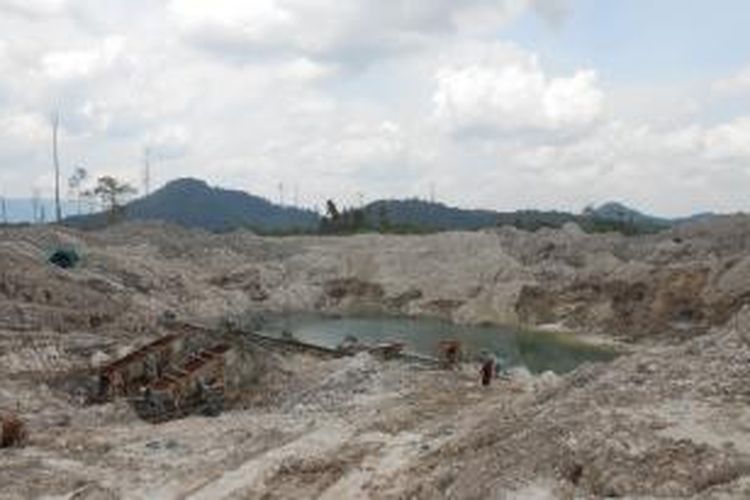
{"left": 52, "top": 111, "right": 62, "bottom": 223}
{"left": 68, "top": 166, "right": 88, "bottom": 216}
{"left": 143, "top": 147, "right": 151, "bottom": 197}
{"left": 31, "top": 188, "right": 41, "bottom": 224}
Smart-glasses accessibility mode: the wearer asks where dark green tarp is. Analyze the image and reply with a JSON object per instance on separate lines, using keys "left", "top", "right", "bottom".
{"left": 49, "top": 249, "right": 80, "bottom": 269}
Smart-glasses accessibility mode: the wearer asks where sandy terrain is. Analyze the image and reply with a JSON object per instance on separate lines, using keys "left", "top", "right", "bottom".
{"left": 2, "top": 220, "right": 750, "bottom": 498}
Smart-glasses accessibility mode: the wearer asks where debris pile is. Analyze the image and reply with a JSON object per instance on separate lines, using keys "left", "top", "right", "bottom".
{"left": 284, "top": 352, "right": 381, "bottom": 415}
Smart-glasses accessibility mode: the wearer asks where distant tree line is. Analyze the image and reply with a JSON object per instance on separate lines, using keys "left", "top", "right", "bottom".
{"left": 319, "top": 199, "right": 435, "bottom": 235}
{"left": 316, "top": 199, "right": 668, "bottom": 237}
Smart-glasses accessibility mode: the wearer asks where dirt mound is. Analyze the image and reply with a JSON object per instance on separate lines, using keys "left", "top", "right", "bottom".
{"left": 284, "top": 352, "right": 382, "bottom": 414}
{"left": 388, "top": 313, "right": 750, "bottom": 498}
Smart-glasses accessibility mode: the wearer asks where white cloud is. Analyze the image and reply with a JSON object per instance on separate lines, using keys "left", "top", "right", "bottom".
{"left": 277, "top": 57, "right": 338, "bottom": 83}
{"left": 0, "top": 113, "right": 49, "bottom": 153}
{"left": 0, "top": 112, "right": 53, "bottom": 194}
{"left": 433, "top": 45, "right": 603, "bottom": 133}
{"left": 169, "top": 0, "right": 294, "bottom": 53}
{"left": 1, "top": 0, "right": 750, "bottom": 219}
{"left": 704, "top": 117, "right": 750, "bottom": 160}
{"left": 168, "top": 0, "right": 560, "bottom": 65}
{"left": 713, "top": 66, "right": 750, "bottom": 95}
{"left": 334, "top": 120, "right": 406, "bottom": 168}
{"left": 0, "top": 0, "right": 65, "bottom": 18}
{"left": 41, "top": 36, "right": 127, "bottom": 80}
{"left": 543, "top": 70, "right": 603, "bottom": 126}
{"left": 148, "top": 125, "right": 190, "bottom": 160}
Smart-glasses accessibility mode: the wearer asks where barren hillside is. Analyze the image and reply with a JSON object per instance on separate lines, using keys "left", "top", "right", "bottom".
{"left": 7, "top": 217, "right": 746, "bottom": 341}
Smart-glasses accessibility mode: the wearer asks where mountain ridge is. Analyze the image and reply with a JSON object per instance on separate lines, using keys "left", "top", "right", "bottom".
{"left": 55, "top": 177, "right": 715, "bottom": 234}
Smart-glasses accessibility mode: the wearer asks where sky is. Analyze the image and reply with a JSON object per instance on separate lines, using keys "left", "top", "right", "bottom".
{"left": 1, "top": 0, "right": 750, "bottom": 217}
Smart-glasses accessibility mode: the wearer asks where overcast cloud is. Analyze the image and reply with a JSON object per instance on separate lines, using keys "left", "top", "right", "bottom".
{"left": 1, "top": 0, "right": 750, "bottom": 216}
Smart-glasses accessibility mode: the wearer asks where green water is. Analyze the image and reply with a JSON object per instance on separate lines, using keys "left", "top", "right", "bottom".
{"left": 256, "top": 313, "right": 618, "bottom": 374}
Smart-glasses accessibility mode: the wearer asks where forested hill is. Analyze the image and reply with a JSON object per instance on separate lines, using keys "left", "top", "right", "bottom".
{"left": 61, "top": 177, "right": 703, "bottom": 235}
{"left": 64, "top": 178, "right": 319, "bottom": 232}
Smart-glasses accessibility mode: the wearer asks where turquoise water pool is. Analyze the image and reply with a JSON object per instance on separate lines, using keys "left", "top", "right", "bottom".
{"left": 256, "top": 313, "right": 618, "bottom": 374}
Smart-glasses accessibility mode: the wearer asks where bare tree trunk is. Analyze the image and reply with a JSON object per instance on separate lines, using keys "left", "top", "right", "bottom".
{"left": 31, "top": 189, "right": 40, "bottom": 224}
{"left": 52, "top": 111, "right": 61, "bottom": 223}
{"left": 143, "top": 147, "right": 151, "bottom": 197}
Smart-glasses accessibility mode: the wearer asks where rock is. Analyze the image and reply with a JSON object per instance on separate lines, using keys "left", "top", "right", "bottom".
{"left": 90, "top": 350, "right": 111, "bottom": 369}
{"left": 115, "top": 346, "right": 134, "bottom": 358}
{"left": 1, "top": 413, "right": 27, "bottom": 448}
{"left": 534, "top": 371, "right": 560, "bottom": 392}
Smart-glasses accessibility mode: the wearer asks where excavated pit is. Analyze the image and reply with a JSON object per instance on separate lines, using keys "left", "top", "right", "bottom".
{"left": 3, "top": 221, "right": 750, "bottom": 498}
